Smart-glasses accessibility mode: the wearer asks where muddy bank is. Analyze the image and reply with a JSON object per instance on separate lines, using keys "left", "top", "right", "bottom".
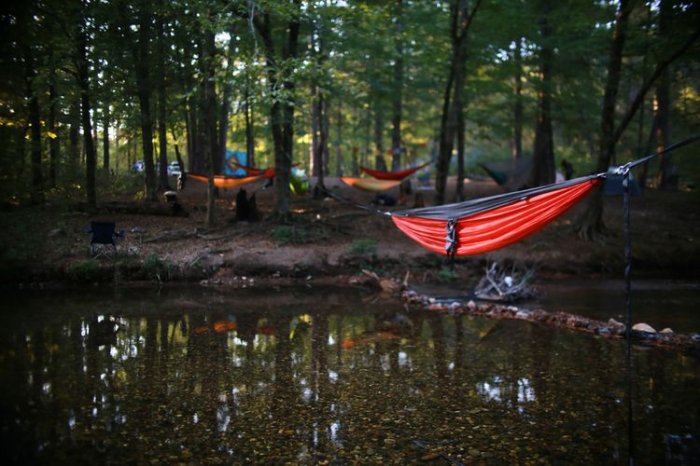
{"left": 1, "top": 179, "right": 698, "bottom": 287}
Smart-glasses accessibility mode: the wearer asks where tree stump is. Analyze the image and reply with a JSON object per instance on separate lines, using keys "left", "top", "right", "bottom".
{"left": 235, "top": 189, "right": 260, "bottom": 221}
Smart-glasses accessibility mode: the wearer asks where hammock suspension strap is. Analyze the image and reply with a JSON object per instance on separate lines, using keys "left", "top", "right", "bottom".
{"left": 445, "top": 218, "right": 458, "bottom": 258}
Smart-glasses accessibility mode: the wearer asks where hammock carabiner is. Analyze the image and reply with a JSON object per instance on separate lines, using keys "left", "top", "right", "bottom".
{"left": 445, "top": 218, "right": 458, "bottom": 258}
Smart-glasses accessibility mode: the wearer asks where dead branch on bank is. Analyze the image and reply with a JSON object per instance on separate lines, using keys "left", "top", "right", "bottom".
{"left": 401, "top": 288, "right": 700, "bottom": 356}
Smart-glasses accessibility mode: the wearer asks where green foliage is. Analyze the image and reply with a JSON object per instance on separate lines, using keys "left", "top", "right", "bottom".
{"left": 271, "top": 226, "right": 309, "bottom": 245}
{"left": 437, "top": 266, "right": 458, "bottom": 284}
{"left": 67, "top": 260, "right": 100, "bottom": 281}
{"left": 2, "top": 0, "right": 700, "bottom": 208}
{"left": 347, "top": 239, "right": 377, "bottom": 256}
{"left": 143, "top": 253, "right": 173, "bottom": 281}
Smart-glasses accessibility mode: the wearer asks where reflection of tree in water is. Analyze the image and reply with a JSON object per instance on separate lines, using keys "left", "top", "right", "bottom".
{"left": 2, "top": 296, "right": 698, "bottom": 465}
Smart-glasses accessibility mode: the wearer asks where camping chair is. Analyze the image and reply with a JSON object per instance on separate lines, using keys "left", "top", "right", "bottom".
{"left": 88, "top": 221, "right": 124, "bottom": 257}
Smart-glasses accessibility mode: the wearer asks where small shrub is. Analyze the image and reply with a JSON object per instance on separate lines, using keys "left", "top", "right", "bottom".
{"left": 143, "top": 253, "right": 173, "bottom": 280}
{"left": 348, "top": 239, "right": 377, "bottom": 256}
{"left": 67, "top": 259, "right": 100, "bottom": 281}
{"left": 437, "top": 266, "right": 457, "bottom": 283}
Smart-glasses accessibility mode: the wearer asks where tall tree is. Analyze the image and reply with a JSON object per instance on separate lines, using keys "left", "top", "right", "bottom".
{"left": 75, "top": 0, "right": 97, "bottom": 208}
{"left": 530, "top": 0, "right": 555, "bottom": 187}
{"left": 156, "top": 0, "right": 170, "bottom": 191}
{"left": 391, "top": 0, "right": 404, "bottom": 171}
{"left": 434, "top": 0, "right": 482, "bottom": 205}
{"left": 512, "top": 36, "right": 524, "bottom": 161}
{"left": 252, "top": 0, "right": 302, "bottom": 218}
{"left": 655, "top": 0, "right": 674, "bottom": 191}
{"left": 576, "top": 0, "right": 700, "bottom": 239}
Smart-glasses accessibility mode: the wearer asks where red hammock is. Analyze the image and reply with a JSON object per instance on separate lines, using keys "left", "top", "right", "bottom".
{"left": 360, "top": 160, "right": 432, "bottom": 181}
{"left": 390, "top": 175, "right": 603, "bottom": 256}
{"left": 189, "top": 173, "right": 265, "bottom": 189}
{"left": 230, "top": 162, "right": 276, "bottom": 179}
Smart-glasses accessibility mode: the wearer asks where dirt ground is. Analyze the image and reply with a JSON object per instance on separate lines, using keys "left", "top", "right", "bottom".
{"left": 1, "top": 176, "right": 698, "bottom": 287}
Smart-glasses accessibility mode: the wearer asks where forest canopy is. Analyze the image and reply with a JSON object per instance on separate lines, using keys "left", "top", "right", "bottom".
{"left": 1, "top": 0, "right": 698, "bottom": 222}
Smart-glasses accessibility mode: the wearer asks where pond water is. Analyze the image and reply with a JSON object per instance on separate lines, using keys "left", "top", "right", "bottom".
{"left": 1, "top": 285, "right": 698, "bottom": 465}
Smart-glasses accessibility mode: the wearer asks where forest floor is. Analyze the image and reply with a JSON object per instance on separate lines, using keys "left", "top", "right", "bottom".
{"left": 1, "top": 175, "right": 699, "bottom": 290}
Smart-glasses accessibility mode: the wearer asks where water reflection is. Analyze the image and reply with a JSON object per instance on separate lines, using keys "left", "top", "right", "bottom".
{"left": 1, "top": 286, "right": 698, "bottom": 465}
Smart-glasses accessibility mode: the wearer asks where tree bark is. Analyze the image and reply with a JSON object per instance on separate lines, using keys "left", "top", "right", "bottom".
{"left": 25, "top": 49, "right": 44, "bottom": 204}
{"left": 156, "top": 0, "right": 169, "bottom": 191}
{"left": 335, "top": 101, "right": 343, "bottom": 177}
{"left": 255, "top": 2, "right": 301, "bottom": 218}
{"left": 244, "top": 75, "right": 255, "bottom": 167}
{"left": 531, "top": 0, "right": 555, "bottom": 187}
{"left": 574, "top": 0, "right": 633, "bottom": 239}
{"left": 512, "top": 36, "right": 523, "bottom": 161}
{"left": 374, "top": 102, "right": 387, "bottom": 171}
{"left": 69, "top": 100, "right": 80, "bottom": 177}
{"left": 76, "top": 10, "right": 97, "bottom": 209}
{"left": 102, "top": 105, "right": 110, "bottom": 173}
{"left": 48, "top": 50, "right": 59, "bottom": 187}
{"left": 201, "top": 30, "right": 219, "bottom": 227}
{"left": 435, "top": 0, "right": 481, "bottom": 205}
{"left": 132, "top": 0, "right": 157, "bottom": 201}
{"left": 391, "top": 0, "right": 404, "bottom": 172}
{"left": 655, "top": 0, "right": 675, "bottom": 191}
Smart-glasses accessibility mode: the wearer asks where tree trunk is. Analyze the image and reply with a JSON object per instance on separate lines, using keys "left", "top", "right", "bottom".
{"left": 76, "top": 16, "right": 97, "bottom": 209}
{"left": 201, "top": 30, "right": 219, "bottom": 228}
{"left": 374, "top": 103, "right": 387, "bottom": 171}
{"left": 218, "top": 29, "right": 236, "bottom": 176}
{"left": 512, "top": 36, "right": 523, "bottom": 161}
{"left": 574, "top": 0, "right": 633, "bottom": 239}
{"left": 531, "top": 0, "right": 555, "bottom": 187}
{"left": 156, "top": 2, "right": 169, "bottom": 191}
{"left": 25, "top": 50, "right": 44, "bottom": 204}
{"left": 102, "top": 106, "right": 110, "bottom": 173}
{"left": 436, "top": 0, "right": 480, "bottom": 205}
{"left": 455, "top": 101, "right": 465, "bottom": 201}
{"left": 335, "top": 101, "right": 343, "bottom": 177}
{"left": 69, "top": 100, "right": 80, "bottom": 177}
{"left": 133, "top": 1, "right": 157, "bottom": 201}
{"left": 48, "top": 52, "right": 59, "bottom": 187}
{"left": 391, "top": 0, "right": 404, "bottom": 172}
{"left": 255, "top": 2, "right": 301, "bottom": 218}
{"left": 655, "top": 0, "right": 676, "bottom": 191}
{"left": 244, "top": 77, "right": 255, "bottom": 167}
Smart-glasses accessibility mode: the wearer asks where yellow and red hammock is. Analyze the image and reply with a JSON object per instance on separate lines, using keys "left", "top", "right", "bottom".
{"left": 189, "top": 173, "right": 266, "bottom": 189}
{"left": 359, "top": 160, "right": 431, "bottom": 181}
{"left": 340, "top": 177, "right": 402, "bottom": 192}
{"left": 390, "top": 174, "right": 603, "bottom": 256}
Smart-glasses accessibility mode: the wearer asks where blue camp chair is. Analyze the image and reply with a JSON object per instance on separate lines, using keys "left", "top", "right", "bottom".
{"left": 88, "top": 221, "right": 124, "bottom": 257}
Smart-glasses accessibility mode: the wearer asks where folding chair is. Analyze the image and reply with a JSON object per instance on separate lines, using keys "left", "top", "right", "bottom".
{"left": 88, "top": 221, "right": 124, "bottom": 257}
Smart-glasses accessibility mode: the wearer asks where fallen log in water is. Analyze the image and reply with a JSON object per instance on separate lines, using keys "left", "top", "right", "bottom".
{"left": 401, "top": 288, "right": 700, "bottom": 356}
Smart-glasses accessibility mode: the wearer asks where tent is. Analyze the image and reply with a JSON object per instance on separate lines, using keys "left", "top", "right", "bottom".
{"left": 603, "top": 169, "right": 642, "bottom": 196}
{"left": 224, "top": 150, "right": 248, "bottom": 177}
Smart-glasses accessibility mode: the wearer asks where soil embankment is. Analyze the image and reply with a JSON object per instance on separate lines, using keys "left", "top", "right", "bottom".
{"left": 1, "top": 177, "right": 698, "bottom": 287}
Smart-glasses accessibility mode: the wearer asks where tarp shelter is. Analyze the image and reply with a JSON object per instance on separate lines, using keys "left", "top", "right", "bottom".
{"left": 603, "top": 169, "right": 642, "bottom": 196}
{"left": 224, "top": 150, "right": 248, "bottom": 177}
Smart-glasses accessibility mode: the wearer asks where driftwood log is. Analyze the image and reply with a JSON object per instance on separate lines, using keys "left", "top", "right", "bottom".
{"left": 401, "top": 288, "right": 700, "bottom": 356}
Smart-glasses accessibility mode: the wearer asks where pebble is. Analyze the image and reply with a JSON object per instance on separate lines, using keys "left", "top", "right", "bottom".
{"left": 632, "top": 323, "right": 656, "bottom": 333}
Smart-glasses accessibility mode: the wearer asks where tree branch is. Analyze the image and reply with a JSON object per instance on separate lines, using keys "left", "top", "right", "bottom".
{"left": 613, "top": 27, "right": 700, "bottom": 146}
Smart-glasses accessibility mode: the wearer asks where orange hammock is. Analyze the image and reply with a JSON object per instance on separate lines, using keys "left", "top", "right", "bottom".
{"left": 360, "top": 160, "right": 432, "bottom": 181}
{"left": 390, "top": 175, "right": 603, "bottom": 256}
{"left": 189, "top": 173, "right": 265, "bottom": 189}
{"left": 340, "top": 177, "right": 402, "bottom": 192}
